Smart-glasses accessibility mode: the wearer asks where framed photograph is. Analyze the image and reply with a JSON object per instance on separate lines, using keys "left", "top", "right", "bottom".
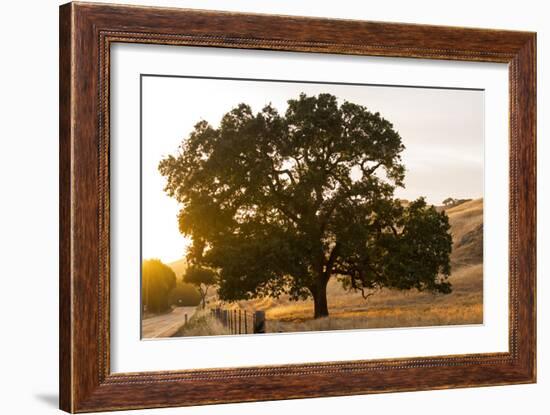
{"left": 59, "top": 2, "right": 536, "bottom": 412}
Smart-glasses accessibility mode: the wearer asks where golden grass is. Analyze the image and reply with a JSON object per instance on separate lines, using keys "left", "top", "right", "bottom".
{"left": 446, "top": 199, "right": 483, "bottom": 238}
{"left": 268, "top": 303, "right": 483, "bottom": 333}
{"left": 445, "top": 199, "right": 483, "bottom": 268}
{"left": 258, "top": 263, "right": 483, "bottom": 332}
{"left": 173, "top": 309, "right": 230, "bottom": 337}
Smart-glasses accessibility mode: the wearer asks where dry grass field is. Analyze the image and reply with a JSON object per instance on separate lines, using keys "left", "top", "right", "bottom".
{"left": 173, "top": 309, "right": 230, "bottom": 337}
{"left": 226, "top": 198, "right": 484, "bottom": 333}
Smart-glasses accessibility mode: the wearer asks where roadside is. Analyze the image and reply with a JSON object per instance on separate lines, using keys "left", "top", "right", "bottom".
{"left": 172, "top": 309, "right": 230, "bottom": 337}
{"left": 141, "top": 306, "right": 197, "bottom": 338}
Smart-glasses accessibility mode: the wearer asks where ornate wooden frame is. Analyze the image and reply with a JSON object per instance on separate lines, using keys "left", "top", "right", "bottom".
{"left": 59, "top": 2, "right": 536, "bottom": 412}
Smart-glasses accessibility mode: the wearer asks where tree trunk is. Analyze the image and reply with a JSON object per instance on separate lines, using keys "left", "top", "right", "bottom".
{"left": 199, "top": 285, "right": 208, "bottom": 309}
{"left": 312, "top": 279, "right": 329, "bottom": 319}
{"left": 199, "top": 289, "right": 206, "bottom": 309}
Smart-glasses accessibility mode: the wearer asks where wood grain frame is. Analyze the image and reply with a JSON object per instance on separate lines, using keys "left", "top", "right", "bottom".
{"left": 59, "top": 2, "right": 536, "bottom": 412}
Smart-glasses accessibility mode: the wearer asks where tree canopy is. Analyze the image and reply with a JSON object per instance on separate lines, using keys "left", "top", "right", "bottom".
{"left": 159, "top": 93, "right": 452, "bottom": 318}
{"left": 184, "top": 267, "right": 217, "bottom": 309}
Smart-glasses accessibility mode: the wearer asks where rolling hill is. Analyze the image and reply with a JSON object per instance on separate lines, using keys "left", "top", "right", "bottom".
{"left": 445, "top": 198, "right": 483, "bottom": 267}
{"left": 168, "top": 258, "right": 188, "bottom": 281}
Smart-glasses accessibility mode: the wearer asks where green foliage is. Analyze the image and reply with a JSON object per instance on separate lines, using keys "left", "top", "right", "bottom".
{"left": 142, "top": 259, "right": 176, "bottom": 313}
{"left": 169, "top": 282, "right": 201, "bottom": 307}
{"left": 183, "top": 267, "right": 218, "bottom": 308}
{"left": 184, "top": 267, "right": 217, "bottom": 286}
{"left": 442, "top": 197, "right": 456, "bottom": 206}
{"left": 159, "top": 93, "right": 453, "bottom": 318}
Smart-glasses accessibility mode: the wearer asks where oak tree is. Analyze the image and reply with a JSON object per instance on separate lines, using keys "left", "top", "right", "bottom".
{"left": 160, "top": 93, "right": 452, "bottom": 318}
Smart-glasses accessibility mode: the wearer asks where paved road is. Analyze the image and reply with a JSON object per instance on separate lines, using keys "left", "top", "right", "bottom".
{"left": 141, "top": 306, "right": 196, "bottom": 339}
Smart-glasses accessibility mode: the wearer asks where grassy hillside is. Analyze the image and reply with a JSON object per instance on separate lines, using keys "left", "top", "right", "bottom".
{"left": 446, "top": 198, "right": 483, "bottom": 267}
{"left": 168, "top": 258, "right": 187, "bottom": 281}
{"left": 230, "top": 198, "right": 484, "bottom": 332}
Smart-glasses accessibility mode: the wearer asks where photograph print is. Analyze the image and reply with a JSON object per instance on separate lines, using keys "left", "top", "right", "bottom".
{"left": 140, "top": 75, "right": 484, "bottom": 339}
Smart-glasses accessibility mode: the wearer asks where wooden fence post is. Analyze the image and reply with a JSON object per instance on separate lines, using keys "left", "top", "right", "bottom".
{"left": 253, "top": 311, "right": 266, "bottom": 334}
{"left": 184, "top": 314, "right": 188, "bottom": 325}
{"left": 244, "top": 312, "right": 248, "bottom": 334}
{"left": 238, "top": 310, "right": 242, "bottom": 334}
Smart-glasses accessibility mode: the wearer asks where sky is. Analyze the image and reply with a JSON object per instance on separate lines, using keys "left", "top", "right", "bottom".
{"left": 141, "top": 76, "right": 484, "bottom": 263}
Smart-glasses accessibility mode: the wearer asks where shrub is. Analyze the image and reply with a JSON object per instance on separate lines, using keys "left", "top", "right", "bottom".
{"left": 170, "top": 282, "right": 201, "bottom": 307}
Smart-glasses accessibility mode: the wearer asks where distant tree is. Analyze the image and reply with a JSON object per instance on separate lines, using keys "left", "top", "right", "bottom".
{"left": 442, "top": 197, "right": 457, "bottom": 206}
{"left": 169, "top": 282, "right": 202, "bottom": 307}
{"left": 142, "top": 259, "right": 177, "bottom": 313}
{"left": 184, "top": 267, "right": 217, "bottom": 309}
{"left": 442, "top": 197, "right": 472, "bottom": 208}
{"left": 160, "top": 93, "right": 453, "bottom": 318}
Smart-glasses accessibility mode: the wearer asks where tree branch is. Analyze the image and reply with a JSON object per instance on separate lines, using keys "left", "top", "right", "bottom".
{"left": 265, "top": 180, "right": 301, "bottom": 226}
{"left": 360, "top": 160, "right": 384, "bottom": 176}
{"left": 348, "top": 270, "right": 379, "bottom": 300}
{"left": 357, "top": 286, "right": 377, "bottom": 301}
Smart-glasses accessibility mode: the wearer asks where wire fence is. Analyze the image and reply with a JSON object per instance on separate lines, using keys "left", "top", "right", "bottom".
{"left": 210, "top": 307, "right": 266, "bottom": 334}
